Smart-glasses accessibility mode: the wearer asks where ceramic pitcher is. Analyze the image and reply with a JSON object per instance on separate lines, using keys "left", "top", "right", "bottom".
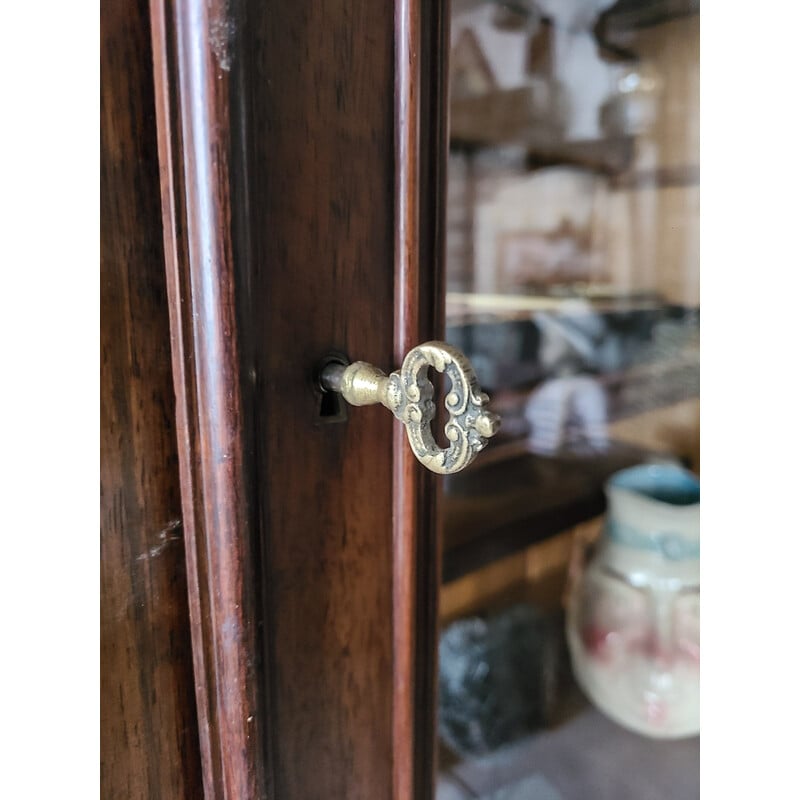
{"left": 566, "top": 464, "right": 700, "bottom": 738}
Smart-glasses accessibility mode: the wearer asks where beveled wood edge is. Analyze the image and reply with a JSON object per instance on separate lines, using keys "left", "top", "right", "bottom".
{"left": 393, "top": 2, "right": 421, "bottom": 795}
{"left": 149, "top": 2, "right": 268, "bottom": 798}
{"left": 393, "top": 1, "right": 450, "bottom": 798}
{"left": 149, "top": 3, "right": 219, "bottom": 795}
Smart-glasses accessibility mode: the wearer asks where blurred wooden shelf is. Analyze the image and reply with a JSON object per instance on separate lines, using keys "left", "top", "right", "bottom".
{"left": 521, "top": 137, "right": 634, "bottom": 175}
{"left": 599, "top": 0, "right": 699, "bottom": 36}
{"left": 593, "top": 0, "right": 700, "bottom": 62}
{"left": 450, "top": 86, "right": 549, "bottom": 147}
{"left": 450, "top": 86, "right": 633, "bottom": 175}
{"left": 442, "top": 441, "right": 661, "bottom": 583}
{"left": 446, "top": 290, "right": 665, "bottom": 322}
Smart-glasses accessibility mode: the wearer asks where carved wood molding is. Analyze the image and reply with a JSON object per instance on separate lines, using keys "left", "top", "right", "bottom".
{"left": 149, "top": 2, "right": 269, "bottom": 797}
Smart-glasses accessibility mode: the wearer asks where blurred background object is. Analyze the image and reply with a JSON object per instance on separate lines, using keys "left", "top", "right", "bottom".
{"left": 439, "top": 604, "right": 561, "bottom": 757}
{"left": 438, "top": 0, "right": 699, "bottom": 796}
{"left": 566, "top": 465, "right": 700, "bottom": 739}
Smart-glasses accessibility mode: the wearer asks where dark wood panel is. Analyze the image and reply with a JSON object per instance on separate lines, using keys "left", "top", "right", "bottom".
{"left": 100, "top": 0, "right": 203, "bottom": 796}
{"left": 241, "top": 3, "right": 398, "bottom": 797}
{"left": 150, "top": 1, "right": 448, "bottom": 795}
{"left": 237, "top": 1, "right": 447, "bottom": 797}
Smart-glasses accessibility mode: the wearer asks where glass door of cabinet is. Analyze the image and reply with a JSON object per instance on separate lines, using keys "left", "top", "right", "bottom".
{"left": 437, "top": 2, "right": 700, "bottom": 797}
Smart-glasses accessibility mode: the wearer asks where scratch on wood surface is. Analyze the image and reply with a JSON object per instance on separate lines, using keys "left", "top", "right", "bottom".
{"left": 209, "top": 1, "right": 236, "bottom": 72}
{"left": 137, "top": 519, "right": 183, "bottom": 560}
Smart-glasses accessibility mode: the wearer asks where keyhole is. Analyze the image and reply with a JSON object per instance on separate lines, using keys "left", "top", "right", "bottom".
{"left": 315, "top": 351, "right": 349, "bottom": 424}
{"left": 319, "top": 389, "right": 346, "bottom": 421}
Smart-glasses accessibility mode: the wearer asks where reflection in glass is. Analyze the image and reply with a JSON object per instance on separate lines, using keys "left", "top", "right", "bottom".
{"left": 439, "top": 1, "right": 700, "bottom": 796}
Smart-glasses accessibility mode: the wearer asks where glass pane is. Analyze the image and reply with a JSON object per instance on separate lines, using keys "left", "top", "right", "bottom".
{"left": 439, "top": 1, "right": 700, "bottom": 796}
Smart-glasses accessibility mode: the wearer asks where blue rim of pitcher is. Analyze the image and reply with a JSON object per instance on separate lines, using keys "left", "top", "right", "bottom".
{"left": 607, "top": 463, "right": 700, "bottom": 506}
{"left": 605, "top": 464, "right": 700, "bottom": 561}
{"left": 605, "top": 519, "right": 700, "bottom": 561}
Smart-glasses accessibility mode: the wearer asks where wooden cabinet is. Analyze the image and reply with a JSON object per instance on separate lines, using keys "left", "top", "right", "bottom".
{"left": 102, "top": 1, "right": 447, "bottom": 797}
{"left": 101, "top": 1, "right": 699, "bottom": 797}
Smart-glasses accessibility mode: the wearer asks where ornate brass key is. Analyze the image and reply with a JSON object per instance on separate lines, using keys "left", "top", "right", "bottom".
{"left": 319, "top": 341, "right": 500, "bottom": 475}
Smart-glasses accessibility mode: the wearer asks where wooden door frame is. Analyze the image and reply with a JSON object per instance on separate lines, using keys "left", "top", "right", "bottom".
{"left": 100, "top": 0, "right": 205, "bottom": 794}
{"left": 150, "top": 0, "right": 268, "bottom": 796}
{"left": 150, "top": 1, "right": 450, "bottom": 797}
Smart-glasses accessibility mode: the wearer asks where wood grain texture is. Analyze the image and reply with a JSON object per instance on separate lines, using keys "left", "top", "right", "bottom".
{"left": 233, "top": 1, "right": 448, "bottom": 797}
{"left": 149, "top": 1, "right": 269, "bottom": 798}
{"left": 148, "top": 1, "right": 449, "bottom": 795}
{"left": 240, "top": 3, "right": 398, "bottom": 797}
{"left": 100, "top": 0, "right": 203, "bottom": 796}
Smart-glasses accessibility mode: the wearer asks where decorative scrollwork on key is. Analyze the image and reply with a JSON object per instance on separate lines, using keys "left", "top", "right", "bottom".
{"left": 319, "top": 341, "right": 501, "bottom": 475}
